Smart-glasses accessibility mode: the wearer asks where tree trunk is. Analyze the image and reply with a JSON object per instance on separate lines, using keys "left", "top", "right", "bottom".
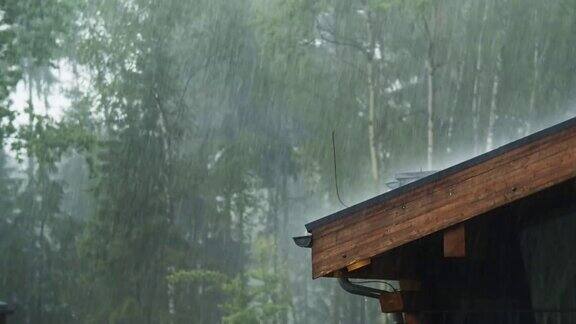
{"left": 472, "top": 1, "right": 489, "bottom": 154}
{"left": 365, "top": 8, "right": 379, "bottom": 185}
{"left": 426, "top": 58, "right": 435, "bottom": 171}
{"left": 330, "top": 283, "right": 341, "bottom": 324}
{"left": 486, "top": 49, "right": 502, "bottom": 151}
{"left": 424, "top": 3, "right": 439, "bottom": 171}
{"left": 448, "top": 59, "right": 465, "bottom": 149}
{"left": 526, "top": 40, "right": 540, "bottom": 135}
{"left": 26, "top": 71, "right": 44, "bottom": 324}
{"left": 359, "top": 297, "right": 366, "bottom": 324}
{"left": 279, "top": 174, "right": 289, "bottom": 324}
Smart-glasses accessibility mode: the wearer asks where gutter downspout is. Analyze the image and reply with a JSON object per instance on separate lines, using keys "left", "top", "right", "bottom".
{"left": 338, "top": 277, "right": 382, "bottom": 299}
{"left": 338, "top": 278, "right": 405, "bottom": 323}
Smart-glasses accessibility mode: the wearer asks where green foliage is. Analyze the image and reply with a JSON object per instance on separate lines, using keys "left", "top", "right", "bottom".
{"left": 169, "top": 236, "right": 291, "bottom": 324}
{"left": 0, "top": 7, "right": 19, "bottom": 142}
{"left": 11, "top": 112, "right": 95, "bottom": 166}
{"left": 370, "top": 0, "right": 405, "bottom": 12}
{"left": 168, "top": 270, "right": 229, "bottom": 288}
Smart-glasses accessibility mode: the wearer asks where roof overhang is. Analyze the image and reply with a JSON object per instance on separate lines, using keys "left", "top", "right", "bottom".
{"left": 305, "top": 117, "right": 576, "bottom": 278}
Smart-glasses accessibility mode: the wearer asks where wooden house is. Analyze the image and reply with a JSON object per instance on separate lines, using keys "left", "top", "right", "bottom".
{"left": 295, "top": 117, "right": 576, "bottom": 323}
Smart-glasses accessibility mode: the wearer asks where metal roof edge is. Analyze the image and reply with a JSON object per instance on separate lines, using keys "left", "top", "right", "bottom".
{"left": 305, "top": 116, "right": 576, "bottom": 233}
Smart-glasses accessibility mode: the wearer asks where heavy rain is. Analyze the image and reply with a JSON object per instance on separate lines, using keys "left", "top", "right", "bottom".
{"left": 0, "top": 0, "right": 576, "bottom": 323}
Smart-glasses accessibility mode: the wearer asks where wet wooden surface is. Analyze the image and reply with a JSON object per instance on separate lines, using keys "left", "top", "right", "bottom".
{"left": 312, "top": 125, "right": 576, "bottom": 278}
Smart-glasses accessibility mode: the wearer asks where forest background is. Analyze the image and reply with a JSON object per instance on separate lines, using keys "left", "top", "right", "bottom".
{"left": 1, "top": 0, "right": 576, "bottom": 323}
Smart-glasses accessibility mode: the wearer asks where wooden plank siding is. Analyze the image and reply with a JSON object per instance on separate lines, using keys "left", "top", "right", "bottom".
{"left": 311, "top": 122, "right": 576, "bottom": 278}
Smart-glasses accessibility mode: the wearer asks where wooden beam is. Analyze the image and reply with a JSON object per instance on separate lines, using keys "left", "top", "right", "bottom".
{"left": 312, "top": 124, "right": 576, "bottom": 278}
{"left": 379, "top": 291, "right": 425, "bottom": 313}
{"left": 399, "top": 279, "right": 421, "bottom": 291}
{"left": 378, "top": 291, "right": 533, "bottom": 315}
{"left": 346, "top": 258, "right": 371, "bottom": 272}
{"left": 336, "top": 245, "right": 421, "bottom": 280}
{"left": 443, "top": 224, "right": 466, "bottom": 257}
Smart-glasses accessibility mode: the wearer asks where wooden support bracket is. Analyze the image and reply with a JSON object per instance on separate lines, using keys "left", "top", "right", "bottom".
{"left": 379, "top": 292, "right": 404, "bottom": 313}
{"left": 379, "top": 291, "right": 424, "bottom": 313}
{"left": 346, "top": 258, "right": 371, "bottom": 272}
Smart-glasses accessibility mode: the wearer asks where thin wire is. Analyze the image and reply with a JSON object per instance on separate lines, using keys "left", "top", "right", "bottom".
{"left": 332, "top": 130, "right": 348, "bottom": 208}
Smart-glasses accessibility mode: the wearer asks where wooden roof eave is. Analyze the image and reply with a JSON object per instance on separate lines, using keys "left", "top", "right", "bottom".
{"left": 307, "top": 117, "right": 576, "bottom": 279}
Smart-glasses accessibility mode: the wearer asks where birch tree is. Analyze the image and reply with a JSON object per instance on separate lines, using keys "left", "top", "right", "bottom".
{"left": 472, "top": 1, "right": 489, "bottom": 154}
